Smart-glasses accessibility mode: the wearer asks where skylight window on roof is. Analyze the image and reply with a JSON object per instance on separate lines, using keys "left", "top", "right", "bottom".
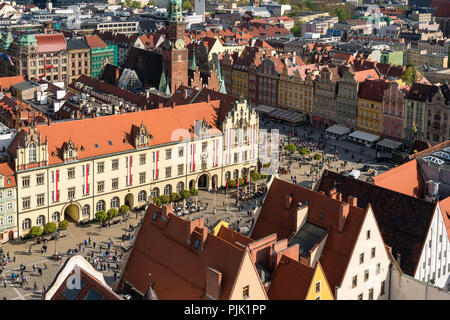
{"left": 423, "top": 156, "right": 444, "bottom": 166}
{"left": 433, "top": 151, "right": 450, "bottom": 161}
{"left": 108, "top": 141, "right": 112, "bottom": 146}
{"left": 152, "top": 212, "right": 157, "bottom": 220}
{"left": 62, "top": 280, "right": 84, "bottom": 300}
{"left": 94, "top": 144, "right": 98, "bottom": 148}
{"left": 84, "top": 289, "right": 103, "bottom": 300}
{"left": 443, "top": 147, "right": 450, "bottom": 153}
{"left": 194, "top": 239, "right": 200, "bottom": 249}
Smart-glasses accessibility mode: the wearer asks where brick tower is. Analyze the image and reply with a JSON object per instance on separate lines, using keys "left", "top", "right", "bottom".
{"left": 161, "top": 0, "right": 188, "bottom": 95}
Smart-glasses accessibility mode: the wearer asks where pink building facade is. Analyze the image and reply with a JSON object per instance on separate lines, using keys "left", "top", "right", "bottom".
{"left": 382, "top": 82, "right": 408, "bottom": 141}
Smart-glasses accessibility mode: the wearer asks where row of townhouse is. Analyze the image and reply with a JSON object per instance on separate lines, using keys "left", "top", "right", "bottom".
{"left": 0, "top": 30, "right": 117, "bottom": 85}
{"left": 222, "top": 43, "right": 450, "bottom": 145}
{"left": 0, "top": 98, "right": 259, "bottom": 238}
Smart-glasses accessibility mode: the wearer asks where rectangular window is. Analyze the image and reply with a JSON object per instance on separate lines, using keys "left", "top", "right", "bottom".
{"left": 315, "top": 281, "right": 320, "bottom": 294}
{"left": 234, "top": 153, "right": 239, "bottom": 163}
{"left": 364, "top": 270, "right": 369, "bottom": 281}
{"left": 36, "top": 193, "right": 45, "bottom": 206}
{"left": 112, "top": 178, "right": 118, "bottom": 190}
{"left": 165, "top": 167, "right": 172, "bottom": 178}
{"left": 352, "top": 275, "right": 357, "bottom": 288}
{"left": 23, "top": 197, "right": 30, "bottom": 209}
{"left": 360, "top": 253, "right": 364, "bottom": 264}
{"left": 376, "top": 263, "right": 380, "bottom": 274}
{"left": 178, "top": 147, "right": 184, "bottom": 157}
{"left": 165, "top": 149, "right": 172, "bottom": 160}
{"left": 202, "top": 142, "right": 208, "bottom": 152}
{"left": 139, "top": 172, "right": 146, "bottom": 184}
{"left": 380, "top": 281, "right": 385, "bottom": 295}
{"left": 178, "top": 164, "right": 184, "bottom": 176}
{"left": 140, "top": 154, "right": 146, "bottom": 165}
{"left": 68, "top": 187, "right": 75, "bottom": 199}
{"left": 97, "top": 162, "right": 104, "bottom": 173}
{"left": 68, "top": 168, "right": 75, "bottom": 179}
{"left": 7, "top": 203, "right": 12, "bottom": 210}
{"left": 22, "top": 176, "right": 30, "bottom": 188}
{"left": 358, "top": 293, "right": 363, "bottom": 300}
{"left": 112, "top": 159, "right": 119, "bottom": 170}
{"left": 36, "top": 173, "right": 44, "bottom": 185}
{"left": 97, "top": 181, "right": 104, "bottom": 193}
{"left": 243, "top": 285, "right": 249, "bottom": 299}
{"left": 371, "top": 248, "right": 376, "bottom": 258}
{"left": 368, "top": 288, "right": 374, "bottom": 300}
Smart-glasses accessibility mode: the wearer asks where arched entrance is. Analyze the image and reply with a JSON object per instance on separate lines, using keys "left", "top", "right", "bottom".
{"left": 64, "top": 204, "right": 80, "bottom": 222}
{"left": 189, "top": 179, "right": 196, "bottom": 190}
{"left": 125, "top": 193, "right": 134, "bottom": 209}
{"left": 8, "top": 231, "right": 13, "bottom": 240}
{"left": 197, "top": 173, "right": 209, "bottom": 190}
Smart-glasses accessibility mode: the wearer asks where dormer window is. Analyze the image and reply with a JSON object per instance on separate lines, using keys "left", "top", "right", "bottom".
{"left": 28, "top": 143, "right": 37, "bottom": 163}
{"left": 140, "top": 135, "right": 145, "bottom": 145}
{"left": 194, "top": 239, "right": 200, "bottom": 249}
{"left": 68, "top": 149, "right": 73, "bottom": 158}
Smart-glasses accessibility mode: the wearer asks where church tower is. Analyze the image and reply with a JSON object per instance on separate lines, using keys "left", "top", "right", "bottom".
{"left": 161, "top": 0, "right": 188, "bottom": 95}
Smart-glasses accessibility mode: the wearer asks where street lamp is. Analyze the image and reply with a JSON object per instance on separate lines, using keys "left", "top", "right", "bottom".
{"left": 53, "top": 230, "right": 59, "bottom": 255}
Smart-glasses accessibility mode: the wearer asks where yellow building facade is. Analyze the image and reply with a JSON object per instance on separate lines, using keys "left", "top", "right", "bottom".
{"left": 305, "top": 262, "right": 334, "bottom": 300}
{"left": 358, "top": 98, "right": 383, "bottom": 135}
{"left": 278, "top": 70, "right": 315, "bottom": 118}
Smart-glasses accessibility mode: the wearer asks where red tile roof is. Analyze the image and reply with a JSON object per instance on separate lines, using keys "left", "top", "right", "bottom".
{"left": 35, "top": 33, "right": 67, "bottom": 53}
{"left": 119, "top": 204, "right": 259, "bottom": 300}
{"left": 354, "top": 69, "right": 380, "bottom": 83}
{"left": 434, "top": 1, "right": 450, "bottom": 17}
{"left": 408, "top": 140, "right": 450, "bottom": 160}
{"left": 0, "top": 162, "right": 16, "bottom": 188}
{"left": 8, "top": 100, "right": 222, "bottom": 165}
{"left": 437, "top": 197, "right": 450, "bottom": 239}
{"left": 358, "top": 79, "right": 389, "bottom": 102}
{"left": 84, "top": 34, "right": 108, "bottom": 49}
{"left": 0, "top": 76, "right": 25, "bottom": 91}
{"left": 373, "top": 159, "right": 424, "bottom": 198}
{"left": 46, "top": 255, "right": 121, "bottom": 300}
{"left": 251, "top": 178, "right": 367, "bottom": 289}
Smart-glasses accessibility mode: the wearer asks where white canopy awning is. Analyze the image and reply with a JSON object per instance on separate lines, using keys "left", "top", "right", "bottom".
{"left": 376, "top": 139, "right": 402, "bottom": 150}
{"left": 254, "top": 105, "right": 277, "bottom": 114}
{"left": 348, "top": 130, "right": 380, "bottom": 143}
{"left": 325, "top": 124, "right": 351, "bottom": 136}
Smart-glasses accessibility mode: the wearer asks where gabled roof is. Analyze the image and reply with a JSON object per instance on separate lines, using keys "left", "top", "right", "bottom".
{"left": 119, "top": 204, "right": 253, "bottom": 299}
{"left": 408, "top": 140, "right": 450, "bottom": 160}
{"left": 0, "top": 162, "right": 15, "bottom": 188}
{"left": 84, "top": 34, "right": 108, "bottom": 49}
{"left": 317, "top": 170, "right": 436, "bottom": 276}
{"left": 373, "top": 159, "right": 425, "bottom": 198}
{"left": 407, "top": 83, "right": 433, "bottom": 102}
{"left": 251, "top": 178, "right": 367, "bottom": 289}
{"left": 8, "top": 100, "right": 222, "bottom": 165}
{"left": 358, "top": 79, "right": 389, "bottom": 102}
{"left": 66, "top": 38, "right": 90, "bottom": 51}
{"left": 0, "top": 76, "right": 25, "bottom": 91}
{"left": 45, "top": 255, "right": 121, "bottom": 300}
{"left": 35, "top": 33, "right": 67, "bottom": 53}
{"left": 437, "top": 197, "right": 450, "bottom": 240}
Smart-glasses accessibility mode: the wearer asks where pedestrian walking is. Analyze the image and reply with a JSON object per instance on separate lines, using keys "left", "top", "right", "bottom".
{"left": 33, "top": 282, "right": 38, "bottom": 292}
{"left": 88, "top": 237, "right": 91, "bottom": 245}
{"left": 93, "top": 242, "right": 96, "bottom": 249}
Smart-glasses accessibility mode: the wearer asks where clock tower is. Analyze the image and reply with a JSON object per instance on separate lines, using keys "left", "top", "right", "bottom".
{"left": 161, "top": 0, "right": 188, "bottom": 95}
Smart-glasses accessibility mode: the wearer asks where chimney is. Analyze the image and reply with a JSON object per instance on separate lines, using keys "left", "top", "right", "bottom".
{"left": 396, "top": 253, "right": 401, "bottom": 266}
{"left": 284, "top": 195, "right": 292, "bottom": 210}
{"left": 207, "top": 94, "right": 211, "bottom": 102}
{"left": 171, "top": 101, "right": 176, "bottom": 108}
{"left": 205, "top": 267, "right": 222, "bottom": 300}
{"left": 338, "top": 202, "right": 350, "bottom": 233}
{"left": 184, "top": 88, "right": 188, "bottom": 100}
{"left": 295, "top": 201, "right": 309, "bottom": 231}
{"left": 327, "top": 188, "right": 337, "bottom": 199}
{"left": 81, "top": 114, "right": 85, "bottom": 120}
{"left": 75, "top": 110, "right": 80, "bottom": 119}
{"left": 92, "top": 113, "right": 96, "bottom": 118}
{"left": 335, "top": 192, "right": 342, "bottom": 202}
{"left": 347, "top": 196, "right": 358, "bottom": 207}
{"left": 161, "top": 204, "right": 173, "bottom": 219}
{"left": 158, "top": 102, "right": 163, "bottom": 109}
{"left": 48, "top": 118, "right": 52, "bottom": 126}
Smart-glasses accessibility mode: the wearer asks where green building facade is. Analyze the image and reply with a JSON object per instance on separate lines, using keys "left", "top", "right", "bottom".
{"left": 90, "top": 44, "right": 117, "bottom": 79}
{"left": 380, "top": 50, "right": 403, "bottom": 67}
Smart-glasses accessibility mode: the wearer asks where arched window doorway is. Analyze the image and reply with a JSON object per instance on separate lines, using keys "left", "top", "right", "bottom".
{"left": 125, "top": 193, "right": 134, "bottom": 208}
{"left": 65, "top": 204, "right": 80, "bottom": 222}
{"left": 164, "top": 184, "right": 172, "bottom": 195}
{"left": 52, "top": 212, "right": 60, "bottom": 223}
{"left": 96, "top": 200, "right": 105, "bottom": 212}
{"left": 111, "top": 196, "right": 120, "bottom": 209}
{"left": 176, "top": 181, "right": 184, "bottom": 193}
{"left": 233, "top": 169, "right": 239, "bottom": 180}
{"left": 198, "top": 174, "right": 209, "bottom": 190}
{"left": 151, "top": 188, "right": 160, "bottom": 198}
{"left": 36, "top": 215, "right": 45, "bottom": 226}
{"left": 189, "top": 179, "right": 195, "bottom": 190}
{"left": 138, "top": 190, "right": 147, "bottom": 202}
{"left": 82, "top": 205, "right": 90, "bottom": 216}
{"left": 22, "top": 218, "right": 31, "bottom": 230}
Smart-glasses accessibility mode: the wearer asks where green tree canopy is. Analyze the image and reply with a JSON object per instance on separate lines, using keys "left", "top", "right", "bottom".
{"left": 58, "top": 220, "right": 68, "bottom": 230}
{"left": 170, "top": 192, "right": 181, "bottom": 202}
{"left": 182, "top": 0, "right": 193, "bottom": 11}
{"left": 189, "top": 188, "right": 199, "bottom": 197}
{"left": 291, "top": 21, "right": 303, "bottom": 37}
{"left": 95, "top": 210, "right": 108, "bottom": 222}
{"left": 284, "top": 143, "right": 297, "bottom": 152}
{"left": 43, "top": 222, "right": 57, "bottom": 234}
{"left": 180, "top": 189, "right": 191, "bottom": 199}
{"left": 29, "top": 226, "right": 43, "bottom": 238}
{"left": 153, "top": 197, "right": 162, "bottom": 206}
{"left": 402, "top": 65, "right": 420, "bottom": 85}
{"left": 159, "top": 195, "right": 170, "bottom": 204}
{"left": 107, "top": 208, "right": 119, "bottom": 219}
{"left": 119, "top": 204, "right": 130, "bottom": 215}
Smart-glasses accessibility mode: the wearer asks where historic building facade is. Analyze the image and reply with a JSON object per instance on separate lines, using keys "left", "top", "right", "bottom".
{"left": 424, "top": 84, "right": 450, "bottom": 145}
{"left": 7, "top": 99, "right": 259, "bottom": 236}
{"left": 335, "top": 67, "right": 359, "bottom": 130}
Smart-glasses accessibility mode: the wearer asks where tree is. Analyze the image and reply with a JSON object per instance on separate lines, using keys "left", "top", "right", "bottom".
{"left": 314, "top": 153, "right": 322, "bottom": 160}
{"left": 182, "top": 0, "right": 193, "bottom": 11}
{"left": 180, "top": 189, "right": 190, "bottom": 200}
{"left": 159, "top": 195, "right": 170, "bottom": 204}
{"left": 250, "top": 171, "right": 261, "bottom": 182}
{"left": 299, "top": 147, "right": 311, "bottom": 155}
{"left": 107, "top": 208, "right": 119, "bottom": 219}
{"left": 147, "top": 0, "right": 155, "bottom": 5}
{"left": 284, "top": 143, "right": 297, "bottom": 152}
{"left": 29, "top": 226, "right": 43, "bottom": 238}
{"left": 402, "top": 65, "right": 420, "bottom": 85}
{"left": 153, "top": 197, "right": 162, "bottom": 206}
{"left": 58, "top": 220, "right": 68, "bottom": 230}
{"left": 170, "top": 192, "right": 181, "bottom": 203}
{"left": 131, "top": 1, "right": 142, "bottom": 8}
{"left": 291, "top": 21, "right": 303, "bottom": 37}
{"left": 95, "top": 210, "right": 108, "bottom": 222}
{"left": 119, "top": 205, "right": 130, "bottom": 215}
{"left": 189, "top": 188, "right": 198, "bottom": 197}
{"left": 43, "top": 222, "right": 57, "bottom": 234}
